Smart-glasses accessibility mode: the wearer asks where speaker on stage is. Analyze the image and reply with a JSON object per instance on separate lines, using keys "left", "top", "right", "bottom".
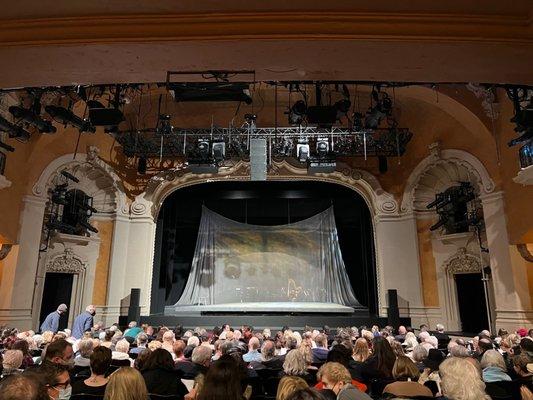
{"left": 387, "top": 289, "right": 400, "bottom": 328}
{"left": 127, "top": 288, "right": 141, "bottom": 324}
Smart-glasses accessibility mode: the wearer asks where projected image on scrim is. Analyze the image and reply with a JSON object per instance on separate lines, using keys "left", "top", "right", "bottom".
{"left": 214, "top": 228, "right": 325, "bottom": 303}
{"left": 174, "top": 206, "right": 360, "bottom": 307}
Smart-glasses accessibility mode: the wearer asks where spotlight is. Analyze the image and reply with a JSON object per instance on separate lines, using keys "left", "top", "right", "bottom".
{"left": 8, "top": 106, "right": 57, "bottom": 134}
{"left": 86, "top": 100, "right": 125, "bottom": 127}
{"left": 518, "top": 142, "right": 533, "bottom": 168}
{"left": 0, "top": 141, "right": 15, "bottom": 152}
{"left": 316, "top": 138, "right": 329, "bottom": 157}
{"left": 156, "top": 114, "right": 173, "bottom": 135}
{"left": 212, "top": 141, "right": 226, "bottom": 162}
{"left": 45, "top": 105, "right": 96, "bottom": 133}
{"left": 60, "top": 170, "right": 80, "bottom": 183}
{"left": 334, "top": 99, "right": 351, "bottom": 120}
{"left": 287, "top": 100, "right": 307, "bottom": 125}
{"left": 352, "top": 112, "right": 364, "bottom": 131}
{"left": 0, "top": 115, "right": 31, "bottom": 142}
{"left": 244, "top": 113, "right": 257, "bottom": 124}
{"left": 430, "top": 217, "right": 448, "bottom": 231}
{"left": 364, "top": 108, "right": 386, "bottom": 129}
{"left": 197, "top": 139, "right": 210, "bottom": 156}
{"left": 79, "top": 220, "right": 99, "bottom": 234}
{"left": 296, "top": 140, "right": 310, "bottom": 162}
{"left": 137, "top": 156, "right": 147, "bottom": 175}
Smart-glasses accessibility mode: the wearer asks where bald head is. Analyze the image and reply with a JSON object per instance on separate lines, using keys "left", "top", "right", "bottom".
{"left": 86, "top": 305, "right": 96, "bottom": 314}
{"left": 249, "top": 337, "right": 260, "bottom": 350}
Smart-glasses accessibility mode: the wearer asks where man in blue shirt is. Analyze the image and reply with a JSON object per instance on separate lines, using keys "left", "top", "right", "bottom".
{"left": 242, "top": 337, "right": 262, "bottom": 362}
{"left": 40, "top": 303, "right": 68, "bottom": 333}
{"left": 71, "top": 305, "right": 96, "bottom": 339}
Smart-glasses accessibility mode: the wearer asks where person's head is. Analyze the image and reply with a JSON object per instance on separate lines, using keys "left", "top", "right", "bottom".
{"left": 419, "top": 324, "right": 428, "bottom": 332}
{"left": 439, "top": 357, "right": 490, "bottom": 400}
{"left": 403, "top": 332, "right": 418, "bottom": 351}
{"left": 11, "top": 339, "right": 30, "bottom": 357}
{"left": 436, "top": 324, "right": 445, "bottom": 333}
{"left": 136, "top": 333, "right": 148, "bottom": 347}
{"left": 104, "top": 330, "right": 114, "bottom": 342}
{"left": 78, "top": 339, "right": 94, "bottom": 358}
{"left": 480, "top": 349, "right": 506, "bottom": 371}
{"left": 326, "top": 344, "right": 351, "bottom": 367}
{"left": 0, "top": 373, "right": 46, "bottom": 400}
{"left": 398, "top": 326, "right": 407, "bottom": 335}
{"left": 57, "top": 304, "right": 67, "bottom": 315}
{"left": 197, "top": 354, "right": 245, "bottom": 400}
{"left": 43, "top": 339, "right": 74, "bottom": 367}
{"left": 418, "top": 331, "right": 430, "bottom": 342}
{"left": 276, "top": 376, "right": 309, "bottom": 400}
{"left": 477, "top": 338, "right": 493, "bottom": 354}
{"left": 2, "top": 349, "right": 23, "bottom": 370}
{"left": 89, "top": 346, "right": 112, "bottom": 376}
{"left": 411, "top": 344, "right": 428, "bottom": 363}
{"left": 353, "top": 338, "right": 370, "bottom": 362}
{"left": 162, "top": 330, "right": 175, "bottom": 344}
{"left": 513, "top": 351, "right": 533, "bottom": 376}
{"left": 147, "top": 340, "right": 162, "bottom": 351}
{"left": 103, "top": 366, "right": 147, "bottom": 400}
{"left": 392, "top": 355, "right": 420, "bottom": 380}
{"left": 449, "top": 344, "right": 470, "bottom": 358}
{"left": 371, "top": 336, "right": 396, "bottom": 377}
{"left": 173, "top": 339, "right": 186, "bottom": 358}
{"left": 134, "top": 348, "right": 152, "bottom": 371}
{"left": 426, "top": 335, "right": 439, "bottom": 349}
{"left": 283, "top": 349, "right": 307, "bottom": 376}
{"left": 142, "top": 348, "right": 174, "bottom": 371}
{"left": 36, "top": 361, "right": 71, "bottom": 400}
{"left": 318, "top": 362, "right": 351, "bottom": 395}
{"left": 191, "top": 344, "right": 212, "bottom": 367}
{"left": 315, "top": 333, "right": 328, "bottom": 348}
{"left": 128, "top": 321, "right": 137, "bottom": 329}
{"left": 248, "top": 336, "right": 260, "bottom": 351}
{"left": 115, "top": 339, "right": 130, "bottom": 354}
{"left": 261, "top": 339, "right": 276, "bottom": 361}
{"left": 85, "top": 305, "right": 96, "bottom": 315}
{"left": 187, "top": 335, "right": 200, "bottom": 347}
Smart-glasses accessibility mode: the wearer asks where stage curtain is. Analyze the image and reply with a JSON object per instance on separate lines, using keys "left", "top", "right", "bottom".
{"left": 174, "top": 206, "right": 361, "bottom": 307}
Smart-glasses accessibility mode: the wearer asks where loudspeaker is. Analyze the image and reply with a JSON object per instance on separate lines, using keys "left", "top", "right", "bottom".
{"left": 387, "top": 289, "right": 400, "bottom": 328}
{"left": 127, "top": 288, "right": 141, "bottom": 324}
{"left": 250, "top": 139, "right": 267, "bottom": 181}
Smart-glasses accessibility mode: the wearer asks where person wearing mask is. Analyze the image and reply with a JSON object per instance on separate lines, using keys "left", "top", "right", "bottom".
{"left": 28, "top": 361, "right": 72, "bottom": 400}
{"left": 42, "top": 339, "right": 75, "bottom": 369}
{"left": 71, "top": 305, "right": 96, "bottom": 340}
{"left": 319, "top": 362, "right": 372, "bottom": 400}
{"left": 40, "top": 304, "right": 67, "bottom": 334}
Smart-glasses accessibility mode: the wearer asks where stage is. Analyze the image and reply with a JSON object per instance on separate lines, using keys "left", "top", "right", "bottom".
{"left": 165, "top": 302, "right": 358, "bottom": 315}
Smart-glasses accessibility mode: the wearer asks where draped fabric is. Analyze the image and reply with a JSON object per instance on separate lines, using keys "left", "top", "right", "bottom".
{"left": 174, "top": 206, "right": 361, "bottom": 307}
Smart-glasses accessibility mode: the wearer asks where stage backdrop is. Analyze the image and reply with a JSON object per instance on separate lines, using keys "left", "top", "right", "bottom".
{"left": 175, "top": 206, "right": 361, "bottom": 307}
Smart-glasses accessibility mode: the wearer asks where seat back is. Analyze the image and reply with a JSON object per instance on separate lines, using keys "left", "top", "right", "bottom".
{"left": 484, "top": 380, "right": 517, "bottom": 400}
{"left": 263, "top": 376, "right": 281, "bottom": 397}
{"left": 70, "top": 394, "right": 104, "bottom": 400}
{"left": 149, "top": 395, "right": 182, "bottom": 400}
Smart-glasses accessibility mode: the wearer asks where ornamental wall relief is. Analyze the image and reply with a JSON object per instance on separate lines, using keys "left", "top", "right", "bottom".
{"left": 45, "top": 248, "right": 86, "bottom": 274}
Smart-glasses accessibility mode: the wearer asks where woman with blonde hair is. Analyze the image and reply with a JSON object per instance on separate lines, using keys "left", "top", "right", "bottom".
{"left": 276, "top": 376, "right": 308, "bottom": 400}
{"left": 282, "top": 349, "right": 314, "bottom": 384}
{"left": 439, "top": 357, "right": 491, "bottom": 400}
{"left": 104, "top": 367, "right": 149, "bottom": 400}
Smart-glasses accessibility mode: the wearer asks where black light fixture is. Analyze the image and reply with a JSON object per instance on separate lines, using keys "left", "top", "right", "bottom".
{"left": 0, "top": 141, "right": 15, "bottom": 152}
{"left": 352, "top": 112, "right": 364, "bottom": 131}
{"left": 137, "top": 156, "right": 147, "bottom": 175}
{"left": 287, "top": 100, "right": 307, "bottom": 125}
{"left": 45, "top": 105, "right": 96, "bottom": 133}
{"left": 316, "top": 138, "right": 329, "bottom": 157}
{"left": 9, "top": 105, "right": 57, "bottom": 134}
{"left": 87, "top": 100, "right": 125, "bottom": 127}
{"left": 296, "top": 140, "right": 310, "bottom": 162}
{"left": 0, "top": 115, "right": 31, "bottom": 142}
{"left": 212, "top": 141, "right": 226, "bottom": 162}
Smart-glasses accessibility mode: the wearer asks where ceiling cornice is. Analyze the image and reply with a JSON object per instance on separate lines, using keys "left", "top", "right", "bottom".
{"left": 0, "top": 12, "right": 531, "bottom": 46}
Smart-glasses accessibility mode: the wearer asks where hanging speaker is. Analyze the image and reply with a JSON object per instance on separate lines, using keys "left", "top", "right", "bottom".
{"left": 250, "top": 139, "right": 267, "bottom": 181}
{"left": 378, "top": 156, "right": 388, "bottom": 174}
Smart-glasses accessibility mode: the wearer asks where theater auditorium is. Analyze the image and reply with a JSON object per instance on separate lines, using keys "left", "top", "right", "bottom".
{"left": 0, "top": 2, "right": 532, "bottom": 400}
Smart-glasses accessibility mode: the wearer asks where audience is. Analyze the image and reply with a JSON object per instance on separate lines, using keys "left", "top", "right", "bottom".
{"left": 277, "top": 376, "right": 309, "bottom": 400}
{"left": 196, "top": 354, "right": 246, "bottom": 400}
{"left": 104, "top": 366, "right": 148, "bottom": 400}
{"left": 0, "top": 373, "right": 46, "bottom": 400}
{"left": 382, "top": 355, "right": 433, "bottom": 398}
{"left": 439, "top": 357, "right": 491, "bottom": 400}
{"left": 141, "top": 348, "right": 188, "bottom": 397}
{"left": 318, "top": 362, "right": 372, "bottom": 399}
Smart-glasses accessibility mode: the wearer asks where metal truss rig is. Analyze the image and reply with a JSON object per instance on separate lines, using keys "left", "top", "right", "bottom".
{"left": 115, "top": 126, "right": 413, "bottom": 159}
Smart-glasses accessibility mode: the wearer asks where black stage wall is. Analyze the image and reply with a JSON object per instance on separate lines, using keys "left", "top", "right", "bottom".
{"left": 151, "top": 181, "right": 377, "bottom": 315}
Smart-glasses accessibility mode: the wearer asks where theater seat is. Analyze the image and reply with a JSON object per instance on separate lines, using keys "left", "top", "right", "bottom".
{"left": 149, "top": 395, "right": 183, "bottom": 400}
{"left": 484, "top": 380, "right": 517, "bottom": 400}
{"left": 70, "top": 394, "right": 104, "bottom": 400}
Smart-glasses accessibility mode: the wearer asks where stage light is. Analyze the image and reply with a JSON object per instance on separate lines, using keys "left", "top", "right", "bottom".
{"left": 197, "top": 139, "right": 210, "bottom": 156}
{"left": 212, "top": 141, "right": 226, "bottom": 162}
{"left": 0, "top": 141, "right": 15, "bottom": 152}
{"left": 0, "top": 115, "right": 31, "bottom": 142}
{"left": 45, "top": 105, "right": 96, "bottom": 133}
{"left": 316, "top": 138, "right": 329, "bottom": 157}
{"left": 137, "top": 156, "right": 147, "bottom": 175}
{"left": 352, "top": 112, "right": 364, "bottom": 131}
{"left": 430, "top": 217, "right": 448, "bottom": 231}
{"left": 518, "top": 142, "right": 533, "bottom": 168}
{"left": 288, "top": 100, "right": 307, "bottom": 125}
{"left": 296, "top": 141, "right": 310, "bottom": 162}
{"left": 87, "top": 100, "right": 125, "bottom": 127}
{"left": 8, "top": 106, "right": 57, "bottom": 134}
{"left": 60, "top": 170, "right": 80, "bottom": 183}
{"left": 364, "top": 107, "right": 386, "bottom": 130}
{"left": 334, "top": 99, "right": 351, "bottom": 121}
{"left": 156, "top": 114, "right": 173, "bottom": 135}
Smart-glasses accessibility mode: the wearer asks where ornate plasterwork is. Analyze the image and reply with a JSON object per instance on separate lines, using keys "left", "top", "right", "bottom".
{"left": 401, "top": 144, "right": 495, "bottom": 213}
{"left": 133, "top": 159, "right": 398, "bottom": 219}
{"left": 32, "top": 147, "right": 129, "bottom": 216}
{"left": 0, "top": 244, "right": 12, "bottom": 260}
{"left": 443, "top": 247, "right": 482, "bottom": 275}
{"left": 466, "top": 83, "right": 499, "bottom": 120}
{"left": 45, "top": 248, "right": 86, "bottom": 274}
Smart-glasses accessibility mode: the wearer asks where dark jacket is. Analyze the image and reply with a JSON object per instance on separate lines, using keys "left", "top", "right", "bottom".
{"left": 175, "top": 361, "right": 208, "bottom": 379}
{"left": 142, "top": 368, "right": 188, "bottom": 397}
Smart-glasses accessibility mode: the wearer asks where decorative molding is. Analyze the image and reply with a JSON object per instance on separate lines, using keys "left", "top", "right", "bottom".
{"left": 0, "top": 244, "right": 12, "bottom": 260}
{"left": 466, "top": 83, "right": 499, "bottom": 120}
{"left": 0, "top": 12, "right": 530, "bottom": 47}
{"left": 401, "top": 145, "right": 495, "bottom": 213}
{"left": 0, "top": 174, "right": 11, "bottom": 190}
{"left": 517, "top": 244, "right": 533, "bottom": 262}
{"left": 137, "top": 159, "right": 398, "bottom": 219}
{"left": 443, "top": 247, "right": 482, "bottom": 275}
{"left": 45, "top": 247, "right": 86, "bottom": 274}
{"left": 513, "top": 164, "right": 533, "bottom": 186}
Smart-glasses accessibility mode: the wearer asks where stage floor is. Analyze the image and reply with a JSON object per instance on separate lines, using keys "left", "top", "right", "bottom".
{"left": 165, "top": 301, "right": 356, "bottom": 315}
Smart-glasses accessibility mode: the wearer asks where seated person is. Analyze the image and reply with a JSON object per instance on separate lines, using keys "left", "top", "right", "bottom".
{"left": 71, "top": 346, "right": 112, "bottom": 396}
{"left": 318, "top": 362, "right": 372, "bottom": 400}
{"left": 175, "top": 345, "right": 212, "bottom": 379}
{"left": 142, "top": 348, "right": 188, "bottom": 397}
{"left": 383, "top": 355, "right": 433, "bottom": 398}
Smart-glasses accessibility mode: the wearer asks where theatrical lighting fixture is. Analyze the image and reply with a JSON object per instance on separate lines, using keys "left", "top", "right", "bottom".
{"left": 0, "top": 115, "right": 31, "bottom": 142}
{"left": 137, "top": 156, "right": 147, "bottom": 175}
{"left": 364, "top": 107, "right": 386, "bottom": 130}
{"left": 316, "top": 138, "right": 329, "bottom": 157}
{"left": 518, "top": 142, "right": 533, "bottom": 168}
{"left": 506, "top": 87, "right": 533, "bottom": 147}
{"left": 156, "top": 114, "right": 173, "bottom": 136}
{"left": 212, "top": 141, "right": 226, "bottom": 162}
{"left": 86, "top": 100, "right": 125, "bottom": 127}
{"left": 334, "top": 99, "right": 352, "bottom": 120}
{"left": 169, "top": 82, "right": 252, "bottom": 104}
{"left": 8, "top": 106, "right": 57, "bottom": 134}
{"left": 287, "top": 100, "right": 307, "bottom": 125}
{"left": 60, "top": 170, "right": 80, "bottom": 183}
{"left": 0, "top": 141, "right": 15, "bottom": 152}
{"left": 45, "top": 105, "right": 96, "bottom": 133}
{"left": 352, "top": 112, "right": 364, "bottom": 131}
{"left": 296, "top": 140, "right": 310, "bottom": 163}
{"left": 197, "top": 139, "right": 210, "bottom": 156}
{"left": 244, "top": 113, "right": 257, "bottom": 124}
{"left": 427, "top": 182, "right": 476, "bottom": 234}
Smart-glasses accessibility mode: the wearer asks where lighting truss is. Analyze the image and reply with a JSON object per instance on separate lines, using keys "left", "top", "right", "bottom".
{"left": 115, "top": 126, "right": 413, "bottom": 159}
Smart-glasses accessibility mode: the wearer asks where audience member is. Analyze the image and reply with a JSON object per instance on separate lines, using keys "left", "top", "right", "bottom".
{"left": 130, "top": 332, "right": 149, "bottom": 356}
{"left": 11, "top": 340, "right": 34, "bottom": 369}
{"left": 480, "top": 349, "right": 511, "bottom": 382}
{"left": 243, "top": 337, "right": 262, "bottom": 362}
{"left": 0, "top": 373, "right": 46, "bottom": 400}
{"left": 141, "top": 348, "right": 188, "bottom": 397}
{"left": 312, "top": 334, "right": 329, "bottom": 363}
{"left": 124, "top": 321, "right": 143, "bottom": 340}
{"left": 196, "top": 354, "right": 246, "bottom": 400}
{"left": 40, "top": 304, "right": 67, "bottom": 334}
{"left": 318, "top": 362, "right": 372, "bottom": 400}
{"left": 42, "top": 339, "right": 74, "bottom": 367}
{"left": 439, "top": 357, "right": 491, "bottom": 400}
{"left": 1, "top": 350, "right": 23, "bottom": 378}
{"left": 277, "top": 376, "right": 308, "bottom": 400}
{"left": 71, "top": 305, "right": 96, "bottom": 340}
{"left": 360, "top": 336, "right": 395, "bottom": 383}
{"left": 383, "top": 355, "right": 433, "bottom": 398}
{"left": 112, "top": 339, "right": 134, "bottom": 366}
{"left": 71, "top": 346, "right": 111, "bottom": 396}
{"left": 74, "top": 339, "right": 93, "bottom": 367}
{"left": 104, "top": 366, "right": 148, "bottom": 400}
